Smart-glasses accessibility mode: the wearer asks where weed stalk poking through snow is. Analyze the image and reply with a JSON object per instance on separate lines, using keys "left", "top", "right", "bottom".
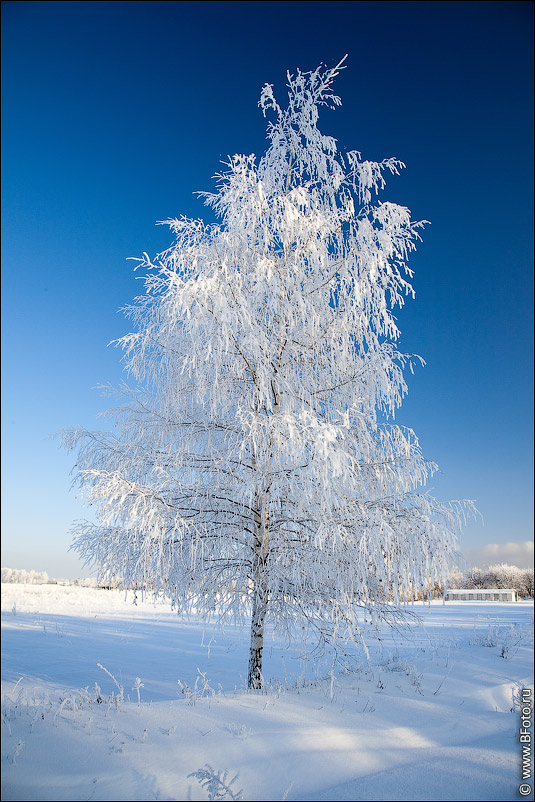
{"left": 187, "top": 765, "right": 243, "bottom": 801}
{"left": 97, "top": 664, "right": 124, "bottom": 706}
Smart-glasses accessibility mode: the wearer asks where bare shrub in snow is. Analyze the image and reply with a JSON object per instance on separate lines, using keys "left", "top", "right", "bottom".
{"left": 177, "top": 670, "right": 220, "bottom": 706}
{"left": 188, "top": 765, "right": 243, "bottom": 801}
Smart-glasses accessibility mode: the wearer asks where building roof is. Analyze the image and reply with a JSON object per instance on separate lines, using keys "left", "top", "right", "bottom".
{"left": 446, "top": 588, "right": 517, "bottom": 593}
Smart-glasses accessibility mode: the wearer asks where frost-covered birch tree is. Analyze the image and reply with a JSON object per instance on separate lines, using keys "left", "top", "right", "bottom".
{"left": 64, "top": 58, "right": 473, "bottom": 688}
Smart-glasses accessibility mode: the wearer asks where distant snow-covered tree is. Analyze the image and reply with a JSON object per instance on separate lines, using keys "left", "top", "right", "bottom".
{"left": 1, "top": 567, "right": 49, "bottom": 584}
{"left": 73, "top": 577, "right": 99, "bottom": 588}
{"left": 487, "top": 563, "right": 525, "bottom": 591}
{"left": 519, "top": 568, "right": 534, "bottom": 598}
{"left": 63, "top": 59, "right": 474, "bottom": 688}
{"left": 445, "top": 569, "right": 466, "bottom": 590}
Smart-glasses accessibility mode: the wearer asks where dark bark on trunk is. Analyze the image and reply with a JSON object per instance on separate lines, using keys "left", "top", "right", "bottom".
{"left": 247, "top": 499, "right": 269, "bottom": 689}
{"left": 247, "top": 579, "right": 268, "bottom": 689}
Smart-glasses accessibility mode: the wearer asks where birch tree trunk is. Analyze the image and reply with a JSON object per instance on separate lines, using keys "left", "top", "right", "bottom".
{"left": 247, "top": 562, "right": 268, "bottom": 689}
{"left": 248, "top": 493, "right": 270, "bottom": 689}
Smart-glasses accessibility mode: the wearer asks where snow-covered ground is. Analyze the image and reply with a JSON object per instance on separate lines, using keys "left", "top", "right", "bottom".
{"left": 1, "top": 584, "right": 533, "bottom": 801}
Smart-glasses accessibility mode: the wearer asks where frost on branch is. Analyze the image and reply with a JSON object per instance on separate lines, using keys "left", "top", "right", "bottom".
{"left": 63, "top": 58, "right": 474, "bottom": 688}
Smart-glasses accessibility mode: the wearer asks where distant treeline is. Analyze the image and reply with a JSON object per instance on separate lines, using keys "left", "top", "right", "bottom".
{"left": 1, "top": 567, "right": 100, "bottom": 587}
{"left": 446, "top": 563, "right": 533, "bottom": 598}
{"left": 2, "top": 563, "right": 533, "bottom": 598}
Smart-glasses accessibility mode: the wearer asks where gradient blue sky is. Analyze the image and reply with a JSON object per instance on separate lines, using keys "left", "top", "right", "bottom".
{"left": 2, "top": 1, "right": 533, "bottom": 577}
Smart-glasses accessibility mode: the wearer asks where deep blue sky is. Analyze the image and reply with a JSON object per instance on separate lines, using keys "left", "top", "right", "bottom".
{"left": 2, "top": 1, "right": 533, "bottom": 577}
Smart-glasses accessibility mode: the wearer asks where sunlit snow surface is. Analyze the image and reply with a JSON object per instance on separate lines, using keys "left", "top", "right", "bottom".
{"left": 1, "top": 584, "right": 533, "bottom": 801}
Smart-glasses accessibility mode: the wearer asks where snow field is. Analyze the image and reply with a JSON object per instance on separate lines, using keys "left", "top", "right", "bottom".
{"left": 1, "top": 584, "right": 533, "bottom": 801}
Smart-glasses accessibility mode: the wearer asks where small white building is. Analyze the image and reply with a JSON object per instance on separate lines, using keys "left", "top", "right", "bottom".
{"left": 445, "top": 588, "right": 518, "bottom": 602}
